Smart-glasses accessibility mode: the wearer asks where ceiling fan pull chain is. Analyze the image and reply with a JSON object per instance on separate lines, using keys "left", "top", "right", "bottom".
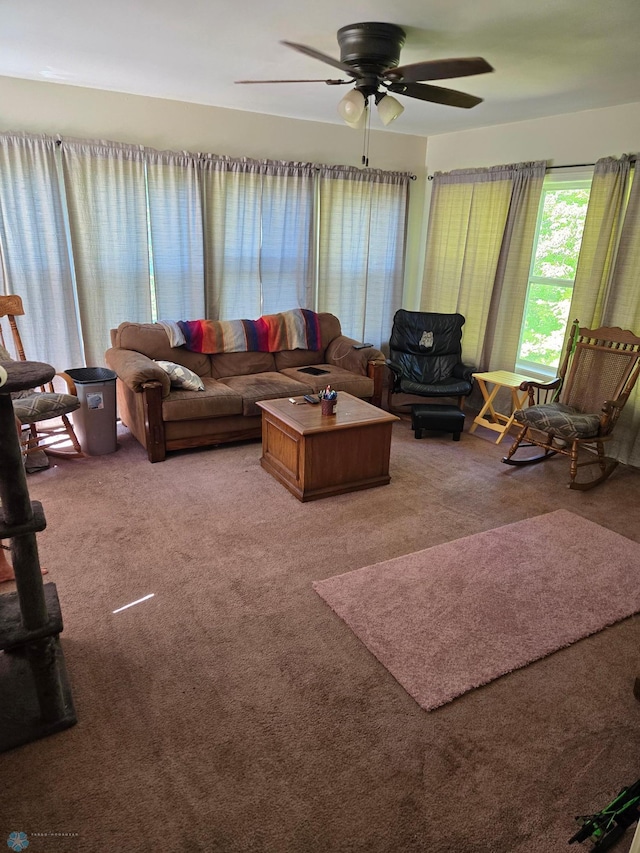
{"left": 362, "top": 100, "right": 371, "bottom": 167}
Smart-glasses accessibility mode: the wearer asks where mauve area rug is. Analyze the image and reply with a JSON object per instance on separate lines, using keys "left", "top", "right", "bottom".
{"left": 313, "top": 510, "right": 640, "bottom": 711}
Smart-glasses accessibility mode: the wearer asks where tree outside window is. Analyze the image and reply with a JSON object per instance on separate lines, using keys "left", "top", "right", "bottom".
{"left": 517, "top": 178, "right": 591, "bottom": 373}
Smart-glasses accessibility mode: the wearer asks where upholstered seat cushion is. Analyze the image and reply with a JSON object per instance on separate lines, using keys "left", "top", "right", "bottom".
{"left": 161, "top": 378, "right": 243, "bottom": 422}
{"left": 399, "top": 377, "right": 473, "bottom": 397}
{"left": 279, "top": 364, "right": 373, "bottom": 399}
{"left": 13, "top": 392, "right": 80, "bottom": 424}
{"left": 514, "top": 402, "right": 601, "bottom": 439}
{"left": 219, "top": 372, "right": 313, "bottom": 416}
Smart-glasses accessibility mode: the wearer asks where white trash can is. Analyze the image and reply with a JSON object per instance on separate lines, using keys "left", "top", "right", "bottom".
{"left": 66, "top": 367, "right": 117, "bottom": 455}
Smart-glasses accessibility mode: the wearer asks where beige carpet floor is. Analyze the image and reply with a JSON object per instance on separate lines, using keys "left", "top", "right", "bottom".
{"left": 1, "top": 415, "right": 640, "bottom": 853}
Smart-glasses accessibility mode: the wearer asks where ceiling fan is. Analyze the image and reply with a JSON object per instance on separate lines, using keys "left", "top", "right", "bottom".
{"left": 236, "top": 22, "right": 494, "bottom": 128}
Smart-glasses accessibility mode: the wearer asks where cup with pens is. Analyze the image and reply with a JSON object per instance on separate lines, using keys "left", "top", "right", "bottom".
{"left": 319, "top": 385, "right": 337, "bottom": 416}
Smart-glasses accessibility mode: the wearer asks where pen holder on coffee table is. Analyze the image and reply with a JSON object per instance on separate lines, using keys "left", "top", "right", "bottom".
{"left": 321, "top": 398, "right": 336, "bottom": 416}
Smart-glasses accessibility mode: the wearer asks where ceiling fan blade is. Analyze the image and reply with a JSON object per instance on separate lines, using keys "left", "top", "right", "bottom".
{"left": 281, "top": 41, "right": 359, "bottom": 77}
{"left": 236, "top": 78, "right": 350, "bottom": 85}
{"left": 387, "top": 56, "right": 493, "bottom": 83}
{"left": 387, "top": 81, "right": 483, "bottom": 109}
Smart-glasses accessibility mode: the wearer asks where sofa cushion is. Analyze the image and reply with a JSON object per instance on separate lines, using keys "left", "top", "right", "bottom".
{"left": 161, "top": 378, "right": 243, "bottom": 422}
{"left": 155, "top": 360, "right": 205, "bottom": 391}
{"left": 318, "top": 312, "right": 343, "bottom": 347}
{"left": 274, "top": 348, "right": 325, "bottom": 370}
{"left": 273, "top": 313, "right": 342, "bottom": 370}
{"left": 219, "top": 372, "right": 313, "bottom": 417}
{"left": 279, "top": 365, "right": 374, "bottom": 399}
{"left": 210, "top": 350, "right": 276, "bottom": 379}
{"left": 114, "top": 322, "right": 211, "bottom": 375}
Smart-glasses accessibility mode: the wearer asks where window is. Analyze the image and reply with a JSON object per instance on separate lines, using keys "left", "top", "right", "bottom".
{"left": 516, "top": 174, "right": 592, "bottom": 375}
{"left": 0, "top": 134, "right": 412, "bottom": 371}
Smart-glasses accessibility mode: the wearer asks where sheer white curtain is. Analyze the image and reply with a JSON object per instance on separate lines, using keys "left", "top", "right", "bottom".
{"left": 201, "top": 156, "right": 314, "bottom": 319}
{"left": 61, "top": 138, "right": 151, "bottom": 365}
{"left": 260, "top": 163, "right": 315, "bottom": 314}
{"left": 1, "top": 133, "right": 410, "bottom": 365}
{"left": 316, "top": 166, "right": 410, "bottom": 346}
{"left": 570, "top": 155, "right": 640, "bottom": 466}
{"left": 145, "top": 149, "right": 205, "bottom": 321}
{"left": 0, "top": 132, "right": 83, "bottom": 369}
{"left": 201, "top": 157, "right": 262, "bottom": 319}
{"left": 421, "top": 161, "right": 546, "bottom": 370}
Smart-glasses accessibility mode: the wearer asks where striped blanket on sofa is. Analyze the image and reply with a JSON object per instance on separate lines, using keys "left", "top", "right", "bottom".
{"left": 160, "top": 308, "right": 322, "bottom": 354}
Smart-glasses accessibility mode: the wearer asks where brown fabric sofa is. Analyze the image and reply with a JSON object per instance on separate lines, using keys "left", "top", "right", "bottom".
{"left": 106, "top": 313, "right": 385, "bottom": 462}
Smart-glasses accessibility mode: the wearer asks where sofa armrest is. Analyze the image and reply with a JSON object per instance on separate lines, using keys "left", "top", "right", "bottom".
{"left": 325, "top": 336, "right": 385, "bottom": 376}
{"left": 105, "top": 347, "right": 170, "bottom": 396}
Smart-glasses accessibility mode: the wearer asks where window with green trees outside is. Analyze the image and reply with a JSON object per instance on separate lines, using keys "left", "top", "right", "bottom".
{"left": 516, "top": 177, "right": 592, "bottom": 374}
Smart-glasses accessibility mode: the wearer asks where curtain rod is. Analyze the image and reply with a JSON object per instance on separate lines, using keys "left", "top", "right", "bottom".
{"left": 548, "top": 155, "right": 637, "bottom": 170}
{"left": 427, "top": 156, "right": 637, "bottom": 180}
{"left": 51, "top": 136, "right": 417, "bottom": 179}
{"left": 546, "top": 162, "right": 595, "bottom": 170}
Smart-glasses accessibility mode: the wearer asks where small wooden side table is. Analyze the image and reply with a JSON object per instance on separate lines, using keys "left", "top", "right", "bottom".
{"left": 469, "top": 369, "right": 537, "bottom": 445}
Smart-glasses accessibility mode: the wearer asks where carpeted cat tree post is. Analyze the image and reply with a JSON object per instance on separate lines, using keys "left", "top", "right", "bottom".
{"left": 0, "top": 359, "right": 76, "bottom": 751}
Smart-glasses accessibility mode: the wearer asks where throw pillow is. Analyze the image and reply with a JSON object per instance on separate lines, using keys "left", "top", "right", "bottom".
{"left": 155, "top": 360, "right": 204, "bottom": 391}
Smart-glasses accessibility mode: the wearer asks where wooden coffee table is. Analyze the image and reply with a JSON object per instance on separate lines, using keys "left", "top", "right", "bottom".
{"left": 256, "top": 392, "right": 399, "bottom": 501}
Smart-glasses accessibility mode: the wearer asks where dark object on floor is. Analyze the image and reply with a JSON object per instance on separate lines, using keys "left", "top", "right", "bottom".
{"left": 25, "top": 448, "right": 49, "bottom": 472}
{"left": 411, "top": 403, "right": 465, "bottom": 441}
{"left": 386, "top": 310, "right": 474, "bottom": 413}
{"left": 569, "top": 778, "right": 640, "bottom": 851}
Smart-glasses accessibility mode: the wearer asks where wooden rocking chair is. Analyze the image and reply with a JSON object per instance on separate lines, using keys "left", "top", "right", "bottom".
{"left": 0, "top": 294, "right": 83, "bottom": 459}
{"left": 502, "top": 320, "right": 640, "bottom": 490}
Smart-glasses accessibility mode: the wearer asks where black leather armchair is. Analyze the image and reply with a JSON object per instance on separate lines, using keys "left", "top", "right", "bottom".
{"left": 386, "top": 310, "right": 474, "bottom": 411}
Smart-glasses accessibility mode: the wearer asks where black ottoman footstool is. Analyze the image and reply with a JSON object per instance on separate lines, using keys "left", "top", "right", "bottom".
{"left": 411, "top": 404, "right": 465, "bottom": 441}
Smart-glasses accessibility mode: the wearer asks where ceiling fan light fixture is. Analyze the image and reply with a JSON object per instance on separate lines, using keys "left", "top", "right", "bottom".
{"left": 344, "top": 105, "right": 368, "bottom": 130}
{"left": 338, "top": 89, "right": 366, "bottom": 124}
{"left": 376, "top": 93, "right": 404, "bottom": 126}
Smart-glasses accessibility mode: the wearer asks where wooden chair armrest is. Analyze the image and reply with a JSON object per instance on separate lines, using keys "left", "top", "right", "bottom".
{"left": 54, "top": 371, "right": 77, "bottom": 395}
{"left": 367, "top": 360, "right": 384, "bottom": 408}
{"left": 519, "top": 377, "right": 562, "bottom": 407}
{"left": 517, "top": 377, "right": 562, "bottom": 392}
{"left": 599, "top": 398, "right": 626, "bottom": 434}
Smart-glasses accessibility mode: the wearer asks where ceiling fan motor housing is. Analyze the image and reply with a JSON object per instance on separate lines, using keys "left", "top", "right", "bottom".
{"left": 337, "top": 22, "right": 406, "bottom": 75}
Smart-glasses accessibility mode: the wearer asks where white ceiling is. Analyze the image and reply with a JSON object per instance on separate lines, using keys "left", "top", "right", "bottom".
{"left": 3, "top": 0, "right": 640, "bottom": 137}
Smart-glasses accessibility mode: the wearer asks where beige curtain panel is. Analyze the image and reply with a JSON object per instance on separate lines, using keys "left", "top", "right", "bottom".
{"left": 421, "top": 161, "right": 546, "bottom": 371}
{"left": 570, "top": 154, "right": 640, "bottom": 467}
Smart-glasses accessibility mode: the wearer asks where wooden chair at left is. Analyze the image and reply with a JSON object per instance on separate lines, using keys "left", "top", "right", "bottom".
{"left": 0, "top": 294, "right": 83, "bottom": 459}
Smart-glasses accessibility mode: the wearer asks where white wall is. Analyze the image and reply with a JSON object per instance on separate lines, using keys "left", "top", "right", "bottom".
{"left": 0, "top": 75, "right": 429, "bottom": 307}
{"left": 407, "top": 101, "right": 640, "bottom": 307}
{"left": 425, "top": 100, "right": 640, "bottom": 173}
